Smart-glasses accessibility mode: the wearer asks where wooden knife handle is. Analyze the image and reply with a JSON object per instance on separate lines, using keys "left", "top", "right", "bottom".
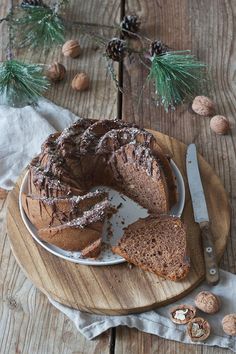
{"left": 199, "top": 221, "right": 220, "bottom": 285}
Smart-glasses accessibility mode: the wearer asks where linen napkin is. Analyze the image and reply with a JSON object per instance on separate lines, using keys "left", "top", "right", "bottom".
{"left": 1, "top": 101, "right": 235, "bottom": 351}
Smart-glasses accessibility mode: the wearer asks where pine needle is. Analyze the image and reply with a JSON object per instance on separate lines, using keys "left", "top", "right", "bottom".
{"left": 0, "top": 59, "right": 49, "bottom": 107}
{"left": 148, "top": 51, "right": 206, "bottom": 111}
{"left": 12, "top": 6, "right": 65, "bottom": 48}
{"left": 105, "top": 56, "right": 123, "bottom": 92}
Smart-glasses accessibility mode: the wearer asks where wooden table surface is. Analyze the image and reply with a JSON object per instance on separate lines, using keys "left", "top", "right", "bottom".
{"left": 0, "top": 0, "right": 235, "bottom": 353}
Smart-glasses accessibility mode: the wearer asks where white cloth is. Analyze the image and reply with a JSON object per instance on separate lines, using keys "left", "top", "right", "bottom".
{"left": 0, "top": 99, "right": 79, "bottom": 190}
{"left": 49, "top": 270, "right": 236, "bottom": 351}
{"left": 1, "top": 101, "right": 235, "bottom": 351}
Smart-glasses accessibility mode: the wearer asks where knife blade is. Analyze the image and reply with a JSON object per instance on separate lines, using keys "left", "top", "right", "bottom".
{"left": 186, "top": 144, "right": 219, "bottom": 285}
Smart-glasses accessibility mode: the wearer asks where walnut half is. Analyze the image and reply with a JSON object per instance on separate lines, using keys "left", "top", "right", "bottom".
{"left": 170, "top": 304, "right": 196, "bottom": 324}
{"left": 187, "top": 317, "right": 211, "bottom": 342}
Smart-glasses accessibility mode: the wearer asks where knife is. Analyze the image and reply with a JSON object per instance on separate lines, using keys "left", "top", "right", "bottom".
{"left": 186, "top": 144, "right": 220, "bottom": 285}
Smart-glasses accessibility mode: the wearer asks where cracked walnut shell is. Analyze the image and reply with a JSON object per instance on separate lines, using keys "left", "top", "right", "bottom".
{"left": 222, "top": 314, "right": 236, "bottom": 336}
{"left": 47, "top": 62, "right": 66, "bottom": 82}
{"left": 195, "top": 291, "right": 220, "bottom": 314}
{"left": 187, "top": 317, "right": 211, "bottom": 342}
{"left": 170, "top": 304, "right": 196, "bottom": 324}
{"left": 62, "top": 40, "right": 81, "bottom": 58}
{"left": 192, "top": 96, "right": 215, "bottom": 116}
{"left": 71, "top": 73, "right": 89, "bottom": 91}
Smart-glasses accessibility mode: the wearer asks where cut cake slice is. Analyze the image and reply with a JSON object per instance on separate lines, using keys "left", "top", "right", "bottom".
{"left": 112, "top": 215, "right": 190, "bottom": 281}
{"left": 38, "top": 200, "right": 115, "bottom": 251}
{"left": 81, "top": 238, "right": 102, "bottom": 259}
{"left": 22, "top": 190, "right": 107, "bottom": 229}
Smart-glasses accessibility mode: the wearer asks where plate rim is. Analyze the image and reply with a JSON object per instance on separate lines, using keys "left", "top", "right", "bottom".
{"left": 19, "top": 160, "right": 185, "bottom": 266}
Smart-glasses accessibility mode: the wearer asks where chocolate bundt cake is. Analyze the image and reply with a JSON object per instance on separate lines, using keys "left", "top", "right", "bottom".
{"left": 23, "top": 118, "right": 178, "bottom": 258}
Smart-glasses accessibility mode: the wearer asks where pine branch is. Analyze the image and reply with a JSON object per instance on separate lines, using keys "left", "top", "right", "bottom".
{"left": 148, "top": 51, "right": 206, "bottom": 111}
{"left": 12, "top": 5, "right": 65, "bottom": 48}
{"left": 105, "top": 56, "right": 123, "bottom": 92}
{"left": 70, "top": 20, "right": 115, "bottom": 30}
{"left": 0, "top": 3, "right": 209, "bottom": 111}
{"left": 0, "top": 60, "right": 49, "bottom": 107}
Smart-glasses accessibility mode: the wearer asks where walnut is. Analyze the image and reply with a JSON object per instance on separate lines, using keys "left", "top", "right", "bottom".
{"left": 195, "top": 291, "right": 220, "bottom": 314}
{"left": 210, "top": 115, "right": 230, "bottom": 135}
{"left": 62, "top": 40, "right": 81, "bottom": 58}
{"left": 222, "top": 314, "right": 236, "bottom": 336}
{"left": 71, "top": 73, "right": 89, "bottom": 91}
{"left": 170, "top": 304, "right": 196, "bottom": 324}
{"left": 187, "top": 317, "right": 211, "bottom": 342}
{"left": 46, "top": 62, "right": 66, "bottom": 82}
{"left": 192, "top": 96, "right": 215, "bottom": 117}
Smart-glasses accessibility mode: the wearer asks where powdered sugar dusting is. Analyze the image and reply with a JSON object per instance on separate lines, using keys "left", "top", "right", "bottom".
{"left": 66, "top": 199, "right": 112, "bottom": 228}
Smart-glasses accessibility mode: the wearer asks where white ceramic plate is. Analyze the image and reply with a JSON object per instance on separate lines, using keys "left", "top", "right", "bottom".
{"left": 19, "top": 160, "right": 185, "bottom": 266}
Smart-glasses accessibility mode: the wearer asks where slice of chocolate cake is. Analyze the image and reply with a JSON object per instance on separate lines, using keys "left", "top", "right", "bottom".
{"left": 22, "top": 190, "right": 107, "bottom": 229}
{"left": 81, "top": 239, "right": 102, "bottom": 259}
{"left": 112, "top": 215, "right": 190, "bottom": 281}
{"left": 38, "top": 200, "right": 115, "bottom": 251}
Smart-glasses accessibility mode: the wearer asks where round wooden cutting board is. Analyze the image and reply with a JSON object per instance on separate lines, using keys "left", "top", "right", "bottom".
{"left": 6, "top": 130, "right": 230, "bottom": 315}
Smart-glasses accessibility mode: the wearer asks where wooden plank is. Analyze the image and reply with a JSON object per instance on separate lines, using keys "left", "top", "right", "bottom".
{"left": 0, "top": 1, "right": 9, "bottom": 59}
{"left": 115, "top": 328, "right": 201, "bottom": 354}
{"left": 0, "top": 0, "right": 120, "bottom": 352}
{"left": 0, "top": 222, "right": 110, "bottom": 354}
{"left": 1, "top": 194, "right": 110, "bottom": 353}
{"left": 45, "top": 0, "right": 119, "bottom": 118}
{"left": 14, "top": 0, "right": 119, "bottom": 119}
{"left": 122, "top": 0, "right": 236, "bottom": 272}
{"left": 117, "top": 0, "right": 236, "bottom": 352}
{"left": 115, "top": 328, "right": 232, "bottom": 354}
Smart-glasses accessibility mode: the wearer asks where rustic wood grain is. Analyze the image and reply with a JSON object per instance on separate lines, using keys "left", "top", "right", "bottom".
{"left": 0, "top": 0, "right": 119, "bottom": 352}
{"left": 15, "top": 0, "right": 120, "bottom": 119}
{"left": 6, "top": 132, "right": 230, "bottom": 315}
{"left": 115, "top": 328, "right": 232, "bottom": 354}
{"left": 118, "top": 0, "right": 236, "bottom": 352}
{"left": 122, "top": 0, "right": 236, "bottom": 272}
{"left": 1, "top": 0, "right": 235, "bottom": 352}
{"left": 1, "top": 193, "right": 111, "bottom": 353}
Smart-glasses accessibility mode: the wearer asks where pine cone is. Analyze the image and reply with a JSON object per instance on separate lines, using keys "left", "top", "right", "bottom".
{"left": 106, "top": 38, "right": 127, "bottom": 62}
{"left": 120, "top": 15, "right": 141, "bottom": 37}
{"left": 150, "top": 40, "right": 170, "bottom": 56}
{"left": 21, "top": 0, "right": 44, "bottom": 7}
